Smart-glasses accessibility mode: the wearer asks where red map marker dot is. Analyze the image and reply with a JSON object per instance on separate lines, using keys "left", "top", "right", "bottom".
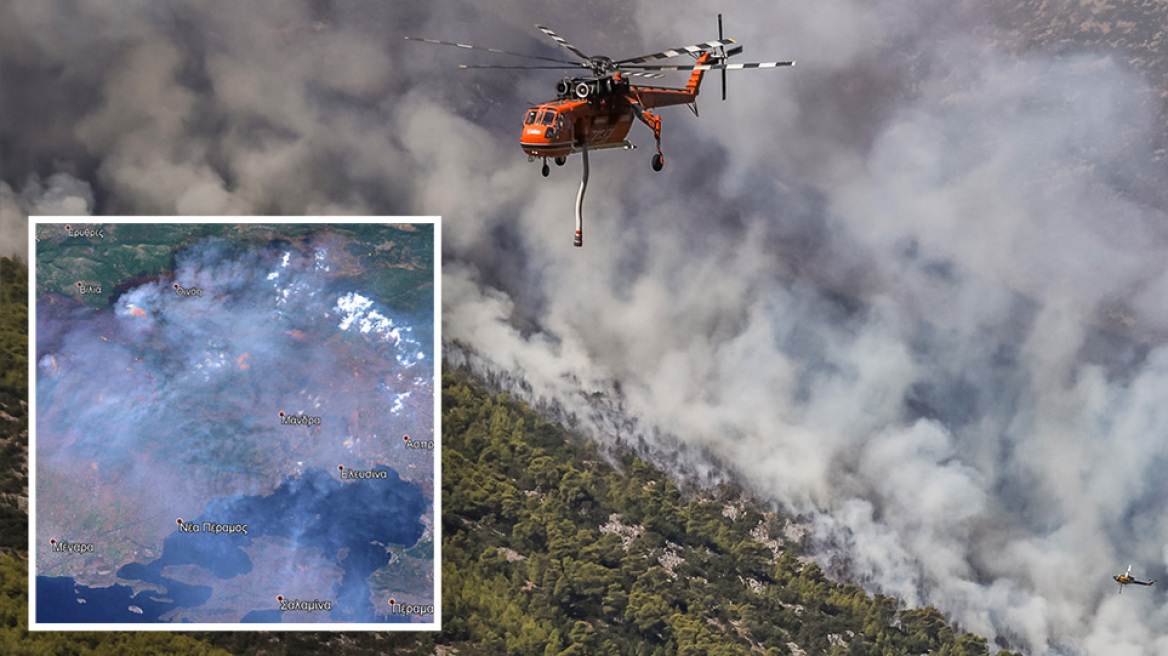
{"left": 50, "top": 539, "right": 56, "bottom": 545}
{"left": 277, "top": 595, "right": 283, "bottom": 602}
{"left": 76, "top": 282, "right": 82, "bottom": 287}
{"left": 403, "top": 435, "right": 409, "bottom": 442}
{"left": 176, "top": 518, "right": 183, "bottom": 525}
{"left": 338, "top": 465, "right": 344, "bottom": 471}
{"left": 65, "top": 225, "right": 71, "bottom": 230}
{"left": 279, "top": 412, "right": 285, "bottom": 417}
{"left": 389, "top": 598, "right": 396, "bottom": 605}
{"left": 174, "top": 284, "right": 179, "bottom": 289}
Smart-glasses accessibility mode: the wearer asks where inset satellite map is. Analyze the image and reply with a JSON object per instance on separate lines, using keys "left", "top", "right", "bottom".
{"left": 30, "top": 220, "right": 437, "bottom": 629}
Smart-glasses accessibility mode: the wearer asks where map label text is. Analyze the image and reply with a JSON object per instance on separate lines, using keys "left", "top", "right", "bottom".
{"left": 280, "top": 598, "right": 333, "bottom": 612}
{"left": 281, "top": 414, "right": 321, "bottom": 426}
{"left": 174, "top": 285, "right": 204, "bottom": 298}
{"left": 340, "top": 469, "right": 389, "bottom": 480}
{"left": 67, "top": 227, "right": 105, "bottom": 239}
{"left": 51, "top": 540, "right": 95, "bottom": 554}
{"left": 389, "top": 601, "right": 435, "bottom": 616}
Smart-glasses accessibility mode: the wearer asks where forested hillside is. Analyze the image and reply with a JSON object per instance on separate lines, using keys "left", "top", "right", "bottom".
{"left": 0, "top": 258, "right": 26, "bottom": 394}
{"left": 0, "top": 257, "right": 28, "bottom": 553}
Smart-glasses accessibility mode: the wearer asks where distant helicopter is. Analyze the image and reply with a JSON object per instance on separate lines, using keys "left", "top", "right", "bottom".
{"left": 1114, "top": 565, "right": 1156, "bottom": 593}
{"left": 406, "top": 16, "right": 794, "bottom": 246}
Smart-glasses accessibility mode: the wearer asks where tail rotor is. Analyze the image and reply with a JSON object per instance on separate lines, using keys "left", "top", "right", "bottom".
{"left": 719, "top": 15, "right": 726, "bottom": 101}
{"left": 715, "top": 14, "right": 745, "bottom": 100}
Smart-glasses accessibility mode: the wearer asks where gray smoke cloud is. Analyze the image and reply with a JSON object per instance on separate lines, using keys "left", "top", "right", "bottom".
{"left": 6, "top": 0, "right": 1168, "bottom": 651}
{"left": 1, "top": 175, "right": 95, "bottom": 261}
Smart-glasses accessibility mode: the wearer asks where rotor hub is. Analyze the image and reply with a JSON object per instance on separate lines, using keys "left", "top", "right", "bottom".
{"left": 587, "top": 56, "right": 616, "bottom": 76}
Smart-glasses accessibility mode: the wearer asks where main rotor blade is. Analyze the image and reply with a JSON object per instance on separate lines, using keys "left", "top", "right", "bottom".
{"left": 615, "top": 39, "right": 736, "bottom": 65}
{"left": 404, "top": 36, "right": 579, "bottom": 65}
{"left": 458, "top": 64, "right": 586, "bottom": 70}
{"left": 535, "top": 25, "right": 591, "bottom": 61}
{"left": 626, "top": 61, "right": 795, "bottom": 71}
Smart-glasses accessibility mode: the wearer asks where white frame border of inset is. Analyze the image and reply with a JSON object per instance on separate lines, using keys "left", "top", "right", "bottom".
{"left": 28, "top": 217, "right": 442, "bottom": 632}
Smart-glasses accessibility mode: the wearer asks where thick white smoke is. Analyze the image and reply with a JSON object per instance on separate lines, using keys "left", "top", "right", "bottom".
{"left": 5, "top": 0, "right": 1168, "bottom": 652}
{"left": 442, "top": 4, "right": 1168, "bottom": 653}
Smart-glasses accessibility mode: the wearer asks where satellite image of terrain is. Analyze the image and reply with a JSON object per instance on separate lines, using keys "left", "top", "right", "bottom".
{"left": 31, "top": 221, "right": 437, "bottom": 627}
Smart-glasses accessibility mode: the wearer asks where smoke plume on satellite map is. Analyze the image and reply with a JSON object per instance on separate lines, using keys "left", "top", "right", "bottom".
{"left": 35, "top": 225, "right": 435, "bottom": 625}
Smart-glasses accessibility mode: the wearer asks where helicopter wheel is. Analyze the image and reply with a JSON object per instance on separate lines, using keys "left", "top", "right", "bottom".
{"left": 651, "top": 153, "right": 664, "bottom": 172}
{"left": 554, "top": 156, "right": 566, "bottom": 166}
{"left": 541, "top": 161, "right": 550, "bottom": 177}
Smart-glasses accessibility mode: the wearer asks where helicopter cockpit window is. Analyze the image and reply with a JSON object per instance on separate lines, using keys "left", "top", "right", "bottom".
{"left": 540, "top": 111, "right": 556, "bottom": 126}
{"left": 525, "top": 109, "right": 539, "bottom": 125}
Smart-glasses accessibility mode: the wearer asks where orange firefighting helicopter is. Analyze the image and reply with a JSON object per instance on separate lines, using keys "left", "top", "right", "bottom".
{"left": 406, "top": 16, "right": 794, "bottom": 246}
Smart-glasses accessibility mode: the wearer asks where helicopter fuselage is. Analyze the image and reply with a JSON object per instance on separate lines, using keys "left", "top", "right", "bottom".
{"left": 520, "top": 59, "right": 712, "bottom": 160}
{"left": 520, "top": 95, "right": 634, "bottom": 159}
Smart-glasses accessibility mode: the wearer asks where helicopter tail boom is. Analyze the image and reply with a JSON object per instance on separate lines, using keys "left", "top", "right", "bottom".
{"left": 685, "top": 55, "right": 709, "bottom": 95}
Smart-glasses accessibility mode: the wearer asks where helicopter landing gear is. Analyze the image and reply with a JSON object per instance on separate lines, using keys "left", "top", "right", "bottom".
{"left": 541, "top": 159, "right": 550, "bottom": 177}
{"left": 554, "top": 156, "right": 566, "bottom": 166}
{"left": 632, "top": 103, "right": 665, "bottom": 173}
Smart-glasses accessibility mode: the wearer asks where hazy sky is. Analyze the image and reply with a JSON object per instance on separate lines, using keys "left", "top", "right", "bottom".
{"left": 5, "top": 1, "right": 1168, "bottom": 652}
